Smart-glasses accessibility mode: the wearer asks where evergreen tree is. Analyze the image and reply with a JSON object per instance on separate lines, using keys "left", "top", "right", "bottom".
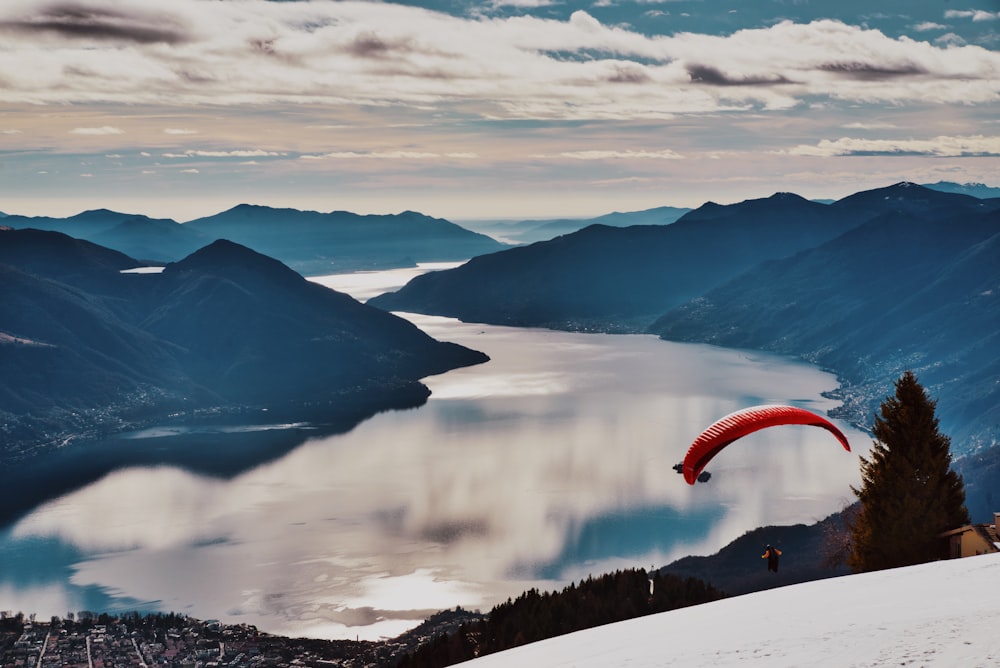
{"left": 849, "top": 371, "right": 970, "bottom": 572}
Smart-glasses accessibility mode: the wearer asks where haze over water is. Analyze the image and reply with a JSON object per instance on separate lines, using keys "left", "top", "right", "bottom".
{"left": 0, "top": 268, "right": 868, "bottom": 640}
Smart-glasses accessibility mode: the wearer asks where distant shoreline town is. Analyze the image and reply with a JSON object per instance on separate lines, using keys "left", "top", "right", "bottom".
{"left": 0, "top": 609, "right": 479, "bottom": 668}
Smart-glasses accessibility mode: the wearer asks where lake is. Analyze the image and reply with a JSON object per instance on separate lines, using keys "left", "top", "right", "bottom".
{"left": 0, "top": 266, "right": 869, "bottom": 640}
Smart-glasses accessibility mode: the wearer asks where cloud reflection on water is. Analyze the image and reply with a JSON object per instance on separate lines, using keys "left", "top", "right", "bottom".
{"left": 9, "top": 309, "right": 867, "bottom": 641}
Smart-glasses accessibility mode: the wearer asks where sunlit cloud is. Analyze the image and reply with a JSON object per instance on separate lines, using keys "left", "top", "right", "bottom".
{"left": 70, "top": 126, "right": 124, "bottom": 135}
{"left": 841, "top": 122, "right": 898, "bottom": 130}
{"left": 301, "top": 151, "right": 478, "bottom": 160}
{"left": 164, "top": 128, "right": 197, "bottom": 135}
{"left": 162, "top": 149, "right": 285, "bottom": 158}
{"left": 540, "top": 149, "right": 686, "bottom": 160}
{"left": 784, "top": 134, "right": 1000, "bottom": 157}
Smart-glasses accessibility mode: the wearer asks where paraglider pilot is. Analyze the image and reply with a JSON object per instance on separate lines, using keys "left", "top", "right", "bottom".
{"left": 762, "top": 545, "right": 781, "bottom": 573}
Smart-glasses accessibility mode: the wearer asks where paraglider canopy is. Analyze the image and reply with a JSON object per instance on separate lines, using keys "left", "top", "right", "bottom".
{"left": 682, "top": 404, "right": 850, "bottom": 485}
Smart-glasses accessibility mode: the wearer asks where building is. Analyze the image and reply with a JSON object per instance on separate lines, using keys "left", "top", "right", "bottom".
{"left": 941, "top": 512, "right": 1000, "bottom": 559}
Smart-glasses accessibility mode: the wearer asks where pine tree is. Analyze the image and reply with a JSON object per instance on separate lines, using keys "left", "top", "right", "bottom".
{"left": 849, "top": 370, "right": 970, "bottom": 572}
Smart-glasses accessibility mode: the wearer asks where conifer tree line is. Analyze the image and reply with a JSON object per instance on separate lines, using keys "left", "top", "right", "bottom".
{"left": 397, "top": 569, "right": 725, "bottom": 667}
{"left": 849, "top": 370, "right": 970, "bottom": 572}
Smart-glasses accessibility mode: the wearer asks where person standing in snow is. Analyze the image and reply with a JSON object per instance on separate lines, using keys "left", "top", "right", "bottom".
{"left": 763, "top": 545, "right": 782, "bottom": 573}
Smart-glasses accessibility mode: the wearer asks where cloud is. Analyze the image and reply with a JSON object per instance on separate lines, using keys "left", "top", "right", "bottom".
{"left": 841, "top": 122, "right": 898, "bottom": 130}
{"left": 1, "top": 129, "right": 21, "bottom": 135}
{"left": 944, "top": 9, "right": 1000, "bottom": 22}
{"left": 301, "top": 151, "right": 478, "bottom": 160}
{"left": 912, "top": 22, "right": 947, "bottom": 32}
{"left": 817, "top": 60, "right": 928, "bottom": 80}
{"left": 785, "top": 135, "right": 1000, "bottom": 157}
{"left": 489, "top": 0, "right": 556, "bottom": 8}
{"left": 0, "top": 3, "right": 997, "bottom": 120}
{"left": 935, "top": 32, "right": 968, "bottom": 47}
{"left": 545, "top": 149, "right": 685, "bottom": 160}
{"left": 0, "top": 0, "right": 194, "bottom": 44}
{"left": 70, "top": 126, "right": 123, "bottom": 135}
{"left": 164, "top": 128, "right": 197, "bottom": 135}
{"left": 162, "top": 149, "right": 284, "bottom": 158}
{"left": 686, "top": 63, "right": 796, "bottom": 86}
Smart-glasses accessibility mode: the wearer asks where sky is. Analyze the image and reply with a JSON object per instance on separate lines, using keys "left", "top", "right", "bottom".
{"left": 1, "top": 0, "right": 999, "bottom": 221}
{"left": 465, "top": 552, "right": 1000, "bottom": 667}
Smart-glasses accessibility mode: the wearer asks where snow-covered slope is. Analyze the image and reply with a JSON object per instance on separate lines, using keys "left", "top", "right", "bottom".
{"left": 466, "top": 553, "right": 1000, "bottom": 667}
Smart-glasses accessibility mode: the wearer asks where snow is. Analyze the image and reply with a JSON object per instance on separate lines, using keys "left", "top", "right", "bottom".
{"left": 465, "top": 553, "right": 1000, "bottom": 667}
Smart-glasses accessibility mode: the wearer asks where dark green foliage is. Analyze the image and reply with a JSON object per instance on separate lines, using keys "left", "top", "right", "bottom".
{"left": 396, "top": 569, "right": 725, "bottom": 668}
{"left": 849, "top": 371, "right": 970, "bottom": 572}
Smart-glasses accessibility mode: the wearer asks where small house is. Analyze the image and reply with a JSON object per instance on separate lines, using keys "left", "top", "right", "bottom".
{"left": 941, "top": 512, "right": 1000, "bottom": 559}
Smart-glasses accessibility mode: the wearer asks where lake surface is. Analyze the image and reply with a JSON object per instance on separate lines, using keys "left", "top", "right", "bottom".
{"left": 0, "top": 267, "right": 868, "bottom": 640}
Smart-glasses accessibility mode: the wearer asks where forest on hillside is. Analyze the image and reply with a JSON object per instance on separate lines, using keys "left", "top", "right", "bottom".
{"left": 397, "top": 569, "right": 725, "bottom": 667}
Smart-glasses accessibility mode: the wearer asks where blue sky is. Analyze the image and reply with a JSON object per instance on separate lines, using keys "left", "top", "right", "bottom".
{"left": 1, "top": 0, "right": 998, "bottom": 221}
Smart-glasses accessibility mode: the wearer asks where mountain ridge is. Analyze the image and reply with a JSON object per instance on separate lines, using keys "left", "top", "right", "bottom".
{"left": 370, "top": 182, "right": 994, "bottom": 332}
{"left": 368, "top": 182, "right": 1000, "bottom": 467}
{"left": 1, "top": 204, "right": 508, "bottom": 273}
{"left": 0, "top": 229, "right": 488, "bottom": 466}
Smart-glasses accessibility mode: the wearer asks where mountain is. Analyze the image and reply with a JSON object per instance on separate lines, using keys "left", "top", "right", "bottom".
{"left": 370, "top": 183, "right": 1000, "bottom": 450}
{"left": 660, "top": 514, "right": 850, "bottom": 596}
{"left": 923, "top": 181, "right": 1000, "bottom": 199}
{"left": 829, "top": 181, "right": 999, "bottom": 220}
{"left": 370, "top": 186, "right": 989, "bottom": 332}
{"left": 2, "top": 205, "right": 508, "bottom": 273}
{"left": 184, "top": 204, "right": 508, "bottom": 273}
{"left": 462, "top": 553, "right": 1000, "bottom": 667}
{"left": 649, "top": 206, "right": 1000, "bottom": 454}
{"left": 461, "top": 205, "right": 691, "bottom": 244}
{"left": 2, "top": 208, "right": 143, "bottom": 237}
{"left": 371, "top": 192, "right": 859, "bottom": 331}
{"left": 91, "top": 215, "right": 211, "bottom": 262}
{"left": 1, "top": 209, "right": 208, "bottom": 264}
{"left": 0, "top": 229, "right": 488, "bottom": 457}
{"left": 143, "top": 239, "right": 488, "bottom": 403}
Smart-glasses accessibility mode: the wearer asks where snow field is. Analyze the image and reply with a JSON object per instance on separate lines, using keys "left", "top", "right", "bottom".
{"left": 465, "top": 553, "right": 1000, "bottom": 667}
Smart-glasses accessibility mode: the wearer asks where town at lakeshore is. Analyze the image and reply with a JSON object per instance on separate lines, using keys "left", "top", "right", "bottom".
{"left": 0, "top": 609, "right": 477, "bottom": 668}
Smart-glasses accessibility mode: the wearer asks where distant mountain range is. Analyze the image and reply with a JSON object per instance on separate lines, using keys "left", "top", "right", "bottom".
{"left": 1, "top": 181, "right": 992, "bottom": 262}
{"left": 369, "top": 183, "right": 1000, "bottom": 464}
{"left": 460, "top": 205, "right": 692, "bottom": 244}
{"left": 1, "top": 205, "right": 507, "bottom": 274}
{"left": 0, "top": 229, "right": 488, "bottom": 463}
{"left": 922, "top": 181, "right": 1000, "bottom": 199}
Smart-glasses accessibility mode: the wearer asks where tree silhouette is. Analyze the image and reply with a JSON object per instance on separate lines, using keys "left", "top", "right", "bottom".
{"left": 397, "top": 569, "right": 724, "bottom": 667}
{"left": 849, "top": 371, "right": 970, "bottom": 572}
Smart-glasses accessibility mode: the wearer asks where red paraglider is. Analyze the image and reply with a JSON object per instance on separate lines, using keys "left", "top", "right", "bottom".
{"left": 682, "top": 405, "right": 851, "bottom": 485}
